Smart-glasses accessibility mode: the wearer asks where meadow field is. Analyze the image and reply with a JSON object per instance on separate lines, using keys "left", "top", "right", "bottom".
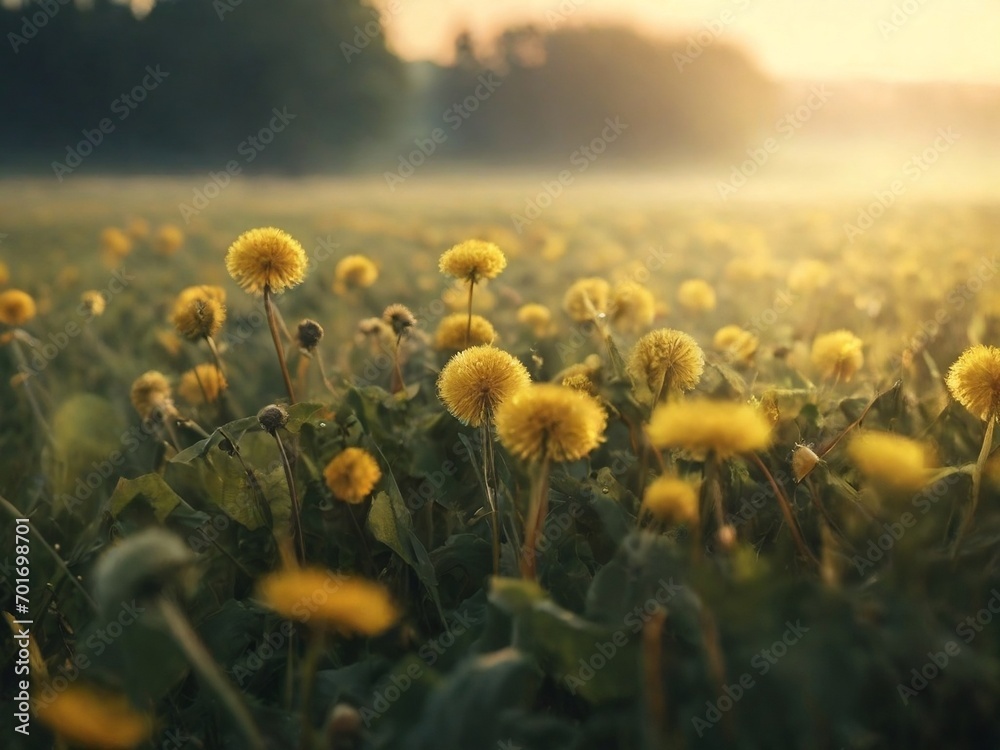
{"left": 2, "top": 176, "right": 1000, "bottom": 749}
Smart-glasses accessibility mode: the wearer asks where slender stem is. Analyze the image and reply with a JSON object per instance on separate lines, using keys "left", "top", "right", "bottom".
{"left": 642, "top": 608, "right": 668, "bottom": 745}
{"left": 0, "top": 494, "right": 98, "bottom": 612}
{"left": 954, "top": 416, "right": 995, "bottom": 556}
{"left": 480, "top": 420, "right": 500, "bottom": 575}
{"left": 205, "top": 335, "right": 228, "bottom": 378}
{"left": 298, "top": 629, "right": 325, "bottom": 750}
{"left": 264, "top": 285, "right": 296, "bottom": 404}
{"left": 314, "top": 351, "right": 337, "bottom": 395}
{"left": 273, "top": 431, "right": 305, "bottom": 564}
{"left": 748, "top": 452, "right": 818, "bottom": 566}
{"left": 391, "top": 333, "right": 406, "bottom": 393}
{"left": 9, "top": 336, "right": 55, "bottom": 448}
{"left": 465, "top": 279, "right": 475, "bottom": 347}
{"left": 156, "top": 597, "right": 264, "bottom": 750}
{"left": 520, "top": 456, "right": 551, "bottom": 580}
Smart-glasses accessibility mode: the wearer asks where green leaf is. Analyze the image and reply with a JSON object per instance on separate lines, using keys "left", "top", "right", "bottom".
{"left": 109, "top": 473, "right": 184, "bottom": 522}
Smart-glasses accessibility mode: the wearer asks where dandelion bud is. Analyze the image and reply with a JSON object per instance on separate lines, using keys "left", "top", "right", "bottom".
{"left": 296, "top": 319, "right": 325, "bottom": 352}
{"left": 257, "top": 404, "right": 289, "bottom": 435}
{"left": 791, "top": 444, "right": 820, "bottom": 483}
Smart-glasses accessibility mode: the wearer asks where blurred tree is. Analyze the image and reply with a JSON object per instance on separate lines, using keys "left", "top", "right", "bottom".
{"left": 0, "top": 0, "right": 407, "bottom": 171}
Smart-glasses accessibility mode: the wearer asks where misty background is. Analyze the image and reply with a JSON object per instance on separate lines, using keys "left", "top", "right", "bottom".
{"left": 1, "top": 0, "right": 998, "bottom": 198}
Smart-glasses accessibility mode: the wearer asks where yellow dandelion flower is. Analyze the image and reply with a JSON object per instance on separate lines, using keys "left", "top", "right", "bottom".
{"left": 382, "top": 304, "right": 417, "bottom": 336}
{"left": 847, "top": 431, "right": 932, "bottom": 492}
{"left": 323, "top": 447, "right": 382, "bottom": 504}
{"left": 787, "top": 259, "right": 831, "bottom": 293}
{"left": 561, "top": 372, "right": 598, "bottom": 397}
{"left": 610, "top": 281, "right": 655, "bottom": 333}
{"left": 946, "top": 345, "right": 1000, "bottom": 421}
{"left": 257, "top": 568, "right": 399, "bottom": 636}
{"left": 125, "top": 216, "right": 150, "bottom": 241}
{"left": 0, "top": 289, "right": 37, "bottom": 326}
{"left": 677, "top": 279, "right": 716, "bottom": 313}
{"left": 80, "top": 290, "right": 106, "bottom": 317}
{"left": 170, "top": 286, "right": 227, "bottom": 340}
{"left": 225, "top": 227, "right": 308, "bottom": 295}
{"left": 435, "top": 313, "right": 496, "bottom": 349}
{"left": 177, "top": 364, "right": 228, "bottom": 405}
{"left": 35, "top": 685, "right": 153, "bottom": 749}
{"left": 811, "top": 330, "right": 864, "bottom": 382}
{"left": 713, "top": 325, "right": 758, "bottom": 365}
{"left": 563, "top": 278, "right": 610, "bottom": 322}
{"left": 100, "top": 227, "right": 132, "bottom": 258}
{"left": 438, "top": 239, "right": 507, "bottom": 283}
{"left": 647, "top": 399, "right": 772, "bottom": 459}
{"left": 627, "top": 328, "right": 704, "bottom": 402}
{"left": 517, "top": 303, "right": 553, "bottom": 337}
{"left": 334, "top": 254, "right": 379, "bottom": 294}
{"left": 130, "top": 370, "right": 172, "bottom": 419}
{"left": 437, "top": 345, "right": 531, "bottom": 427}
{"left": 643, "top": 476, "right": 699, "bottom": 524}
{"left": 153, "top": 224, "right": 185, "bottom": 256}
{"left": 495, "top": 383, "right": 607, "bottom": 463}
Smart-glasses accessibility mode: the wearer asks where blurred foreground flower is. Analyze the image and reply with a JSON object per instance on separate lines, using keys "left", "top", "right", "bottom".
{"left": 646, "top": 399, "right": 771, "bottom": 458}
{"left": 257, "top": 568, "right": 399, "bottom": 636}
{"left": 323, "top": 447, "right": 382, "bottom": 504}
{"left": 35, "top": 685, "right": 153, "bottom": 750}
{"left": 847, "top": 431, "right": 933, "bottom": 493}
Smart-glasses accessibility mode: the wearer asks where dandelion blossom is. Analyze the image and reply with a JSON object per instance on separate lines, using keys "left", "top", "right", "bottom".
{"left": 811, "top": 330, "right": 864, "bottom": 382}
{"left": 257, "top": 568, "right": 398, "bottom": 636}
{"left": 713, "top": 325, "right": 758, "bottom": 365}
{"left": 946, "top": 345, "right": 1000, "bottom": 421}
{"left": 847, "top": 431, "right": 932, "bottom": 492}
{"left": 225, "top": 227, "right": 308, "bottom": 295}
{"left": 171, "top": 286, "right": 227, "bottom": 340}
{"left": 80, "top": 290, "right": 106, "bottom": 317}
{"left": 627, "top": 328, "right": 704, "bottom": 402}
{"left": 35, "top": 685, "right": 153, "bottom": 749}
{"left": 0, "top": 289, "right": 36, "bottom": 326}
{"left": 517, "top": 303, "right": 553, "bottom": 337}
{"left": 563, "top": 278, "right": 610, "bottom": 322}
{"left": 334, "top": 255, "right": 379, "bottom": 294}
{"left": 323, "top": 447, "right": 382, "bottom": 504}
{"left": 495, "top": 384, "right": 607, "bottom": 463}
{"left": 154, "top": 224, "right": 185, "bottom": 256}
{"left": 643, "top": 476, "right": 699, "bottom": 524}
{"left": 177, "top": 364, "right": 228, "bottom": 405}
{"left": 435, "top": 313, "right": 495, "bottom": 349}
{"left": 130, "top": 371, "right": 173, "bottom": 419}
{"left": 647, "top": 399, "right": 772, "bottom": 459}
{"left": 610, "top": 281, "right": 656, "bottom": 333}
{"left": 677, "top": 279, "right": 716, "bottom": 313}
{"left": 437, "top": 345, "right": 530, "bottom": 427}
{"left": 438, "top": 239, "right": 506, "bottom": 282}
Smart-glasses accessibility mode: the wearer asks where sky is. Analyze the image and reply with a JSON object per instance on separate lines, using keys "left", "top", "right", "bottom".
{"left": 378, "top": 0, "right": 1000, "bottom": 84}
